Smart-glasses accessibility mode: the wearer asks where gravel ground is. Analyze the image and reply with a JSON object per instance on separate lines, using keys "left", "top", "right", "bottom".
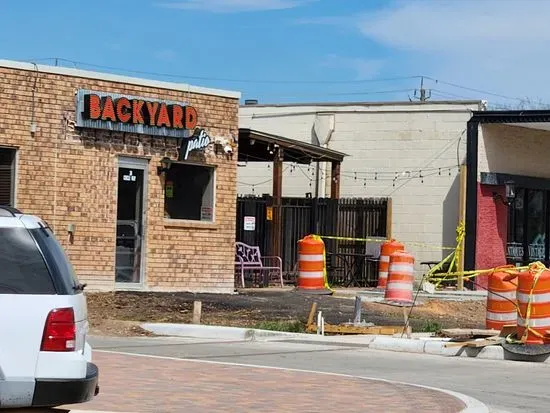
{"left": 86, "top": 289, "right": 486, "bottom": 336}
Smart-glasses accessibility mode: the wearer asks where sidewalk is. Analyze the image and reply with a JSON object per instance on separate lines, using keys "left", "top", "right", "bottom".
{"left": 60, "top": 351, "right": 481, "bottom": 413}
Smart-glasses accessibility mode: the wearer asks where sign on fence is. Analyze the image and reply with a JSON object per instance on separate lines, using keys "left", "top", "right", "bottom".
{"left": 244, "top": 216, "right": 256, "bottom": 231}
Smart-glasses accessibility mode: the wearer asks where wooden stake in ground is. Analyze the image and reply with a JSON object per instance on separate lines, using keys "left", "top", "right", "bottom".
{"left": 193, "top": 300, "right": 202, "bottom": 324}
{"left": 307, "top": 302, "right": 318, "bottom": 329}
{"left": 402, "top": 306, "right": 412, "bottom": 338}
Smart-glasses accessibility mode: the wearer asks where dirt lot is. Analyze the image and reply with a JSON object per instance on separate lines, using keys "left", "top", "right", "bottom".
{"left": 86, "top": 289, "right": 486, "bottom": 337}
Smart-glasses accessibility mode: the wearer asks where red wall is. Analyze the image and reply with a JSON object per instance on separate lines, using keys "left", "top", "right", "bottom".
{"left": 474, "top": 183, "right": 508, "bottom": 289}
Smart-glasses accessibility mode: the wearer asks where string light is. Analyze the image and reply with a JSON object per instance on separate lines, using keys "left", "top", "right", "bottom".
{"left": 237, "top": 164, "right": 458, "bottom": 192}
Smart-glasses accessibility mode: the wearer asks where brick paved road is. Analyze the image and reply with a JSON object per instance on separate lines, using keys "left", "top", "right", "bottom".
{"left": 64, "top": 351, "right": 465, "bottom": 413}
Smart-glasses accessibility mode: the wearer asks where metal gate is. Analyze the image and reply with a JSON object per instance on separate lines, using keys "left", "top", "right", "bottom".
{"left": 236, "top": 195, "right": 389, "bottom": 287}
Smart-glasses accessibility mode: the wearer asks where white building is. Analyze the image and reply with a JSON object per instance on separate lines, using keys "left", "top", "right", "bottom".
{"left": 238, "top": 100, "right": 485, "bottom": 273}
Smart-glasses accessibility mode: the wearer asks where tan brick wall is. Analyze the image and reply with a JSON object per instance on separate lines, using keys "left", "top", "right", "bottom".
{"left": 478, "top": 124, "right": 550, "bottom": 179}
{"left": 0, "top": 66, "right": 239, "bottom": 293}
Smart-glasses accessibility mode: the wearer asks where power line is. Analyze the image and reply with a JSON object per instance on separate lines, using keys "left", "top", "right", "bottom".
{"left": 24, "top": 57, "right": 422, "bottom": 85}
{"left": 431, "top": 89, "right": 475, "bottom": 101}
{"left": 424, "top": 76, "right": 523, "bottom": 102}
{"left": 24, "top": 57, "right": 546, "bottom": 105}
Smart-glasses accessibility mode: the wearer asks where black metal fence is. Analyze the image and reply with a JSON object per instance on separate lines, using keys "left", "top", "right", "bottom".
{"left": 236, "top": 195, "right": 389, "bottom": 287}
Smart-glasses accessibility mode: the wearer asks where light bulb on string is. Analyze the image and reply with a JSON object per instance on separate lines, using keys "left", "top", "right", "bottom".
{"left": 252, "top": 185, "right": 255, "bottom": 194}
{"left": 354, "top": 172, "right": 357, "bottom": 181}
{"left": 374, "top": 172, "right": 378, "bottom": 180}
{"left": 438, "top": 168, "right": 441, "bottom": 176}
{"left": 448, "top": 168, "right": 452, "bottom": 176}
{"left": 364, "top": 179, "right": 367, "bottom": 188}
{"left": 419, "top": 170, "right": 423, "bottom": 184}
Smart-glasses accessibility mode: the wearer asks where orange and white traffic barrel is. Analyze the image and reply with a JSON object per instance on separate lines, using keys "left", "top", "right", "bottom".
{"left": 516, "top": 264, "right": 550, "bottom": 344}
{"left": 384, "top": 251, "right": 415, "bottom": 304}
{"left": 377, "top": 239, "right": 405, "bottom": 289}
{"left": 486, "top": 268, "right": 517, "bottom": 331}
{"left": 297, "top": 235, "right": 332, "bottom": 295}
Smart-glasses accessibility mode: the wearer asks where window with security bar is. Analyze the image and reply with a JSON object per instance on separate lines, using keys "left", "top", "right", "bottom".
{"left": 0, "top": 148, "right": 15, "bottom": 207}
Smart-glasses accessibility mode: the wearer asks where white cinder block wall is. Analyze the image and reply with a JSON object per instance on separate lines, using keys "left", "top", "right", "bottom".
{"left": 239, "top": 101, "right": 482, "bottom": 275}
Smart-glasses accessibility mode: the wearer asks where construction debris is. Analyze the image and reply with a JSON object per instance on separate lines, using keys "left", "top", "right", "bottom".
{"left": 438, "top": 328, "right": 501, "bottom": 340}
{"left": 306, "top": 302, "right": 404, "bottom": 336}
{"left": 440, "top": 326, "right": 514, "bottom": 348}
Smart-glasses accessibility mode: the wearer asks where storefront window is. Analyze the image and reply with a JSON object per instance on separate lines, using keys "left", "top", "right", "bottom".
{"left": 164, "top": 163, "right": 215, "bottom": 222}
{"left": 507, "top": 188, "right": 548, "bottom": 265}
{"left": 507, "top": 188, "right": 525, "bottom": 262}
{"left": 527, "top": 190, "right": 546, "bottom": 261}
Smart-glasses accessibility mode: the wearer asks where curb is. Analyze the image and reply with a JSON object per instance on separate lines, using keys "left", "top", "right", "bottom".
{"left": 140, "top": 322, "right": 549, "bottom": 364}
{"left": 333, "top": 290, "right": 488, "bottom": 302}
{"left": 141, "top": 322, "right": 308, "bottom": 341}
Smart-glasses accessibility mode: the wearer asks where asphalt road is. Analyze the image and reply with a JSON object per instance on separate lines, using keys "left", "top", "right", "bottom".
{"left": 89, "top": 335, "right": 550, "bottom": 413}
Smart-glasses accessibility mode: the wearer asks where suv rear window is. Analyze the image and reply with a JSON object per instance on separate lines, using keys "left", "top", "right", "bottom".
{"left": 31, "top": 226, "right": 80, "bottom": 295}
{"left": 0, "top": 227, "right": 56, "bottom": 294}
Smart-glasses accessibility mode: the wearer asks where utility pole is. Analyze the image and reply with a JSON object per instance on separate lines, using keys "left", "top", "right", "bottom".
{"left": 413, "top": 76, "right": 431, "bottom": 102}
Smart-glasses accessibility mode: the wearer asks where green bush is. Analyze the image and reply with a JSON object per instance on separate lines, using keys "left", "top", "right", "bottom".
{"left": 421, "top": 321, "right": 442, "bottom": 333}
{"left": 254, "top": 320, "right": 305, "bottom": 333}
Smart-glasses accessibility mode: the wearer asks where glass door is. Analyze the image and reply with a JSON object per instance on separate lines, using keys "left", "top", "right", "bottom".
{"left": 115, "top": 158, "right": 148, "bottom": 285}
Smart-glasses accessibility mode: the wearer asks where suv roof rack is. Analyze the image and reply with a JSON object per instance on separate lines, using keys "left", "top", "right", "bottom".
{"left": 0, "top": 205, "right": 22, "bottom": 217}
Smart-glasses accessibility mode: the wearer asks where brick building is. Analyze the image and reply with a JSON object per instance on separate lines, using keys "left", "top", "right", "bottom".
{"left": 0, "top": 59, "right": 240, "bottom": 293}
{"left": 466, "top": 110, "right": 550, "bottom": 288}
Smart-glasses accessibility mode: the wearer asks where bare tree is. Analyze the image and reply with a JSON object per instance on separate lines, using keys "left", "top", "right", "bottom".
{"left": 489, "top": 97, "right": 550, "bottom": 110}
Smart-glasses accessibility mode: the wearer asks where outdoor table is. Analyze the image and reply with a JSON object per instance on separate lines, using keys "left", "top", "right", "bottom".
{"left": 326, "top": 252, "right": 379, "bottom": 287}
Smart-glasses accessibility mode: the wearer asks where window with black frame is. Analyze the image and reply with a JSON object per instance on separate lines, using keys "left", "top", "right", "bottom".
{"left": 507, "top": 187, "right": 548, "bottom": 265}
{"left": 0, "top": 148, "right": 15, "bottom": 206}
{"left": 164, "top": 163, "right": 215, "bottom": 222}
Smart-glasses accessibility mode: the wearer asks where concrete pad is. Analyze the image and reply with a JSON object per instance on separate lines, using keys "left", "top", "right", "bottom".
{"left": 369, "top": 336, "right": 427, "bottom": 353}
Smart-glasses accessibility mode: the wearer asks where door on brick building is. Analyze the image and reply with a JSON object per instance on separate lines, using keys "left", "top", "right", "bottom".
{"left": 115, "top": 157, "right": 148, "bottom": 285}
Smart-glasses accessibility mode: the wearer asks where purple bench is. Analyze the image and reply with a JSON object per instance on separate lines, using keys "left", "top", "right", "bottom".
{"left": 235, "top": 242, "right": 283, "bottom": 288}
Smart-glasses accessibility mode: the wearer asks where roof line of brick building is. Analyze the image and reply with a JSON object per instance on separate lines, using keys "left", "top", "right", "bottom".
{"left": 0, "top": 59, "right": 242, "bottom": 100}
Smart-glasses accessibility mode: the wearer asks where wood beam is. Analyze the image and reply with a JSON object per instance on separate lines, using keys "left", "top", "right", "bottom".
{"left": 330, "top": 161, "right": 341, "bottom": 199}
{"left": 271, "top": 147, "right": 283, "bottom": 277}
{"left": 457, "top": 164, "right": 467, "bottom": 291}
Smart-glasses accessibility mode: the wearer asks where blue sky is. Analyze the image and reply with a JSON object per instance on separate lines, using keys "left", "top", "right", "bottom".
{"left": 2, "top": 0, "right": 549, "bottom": 107}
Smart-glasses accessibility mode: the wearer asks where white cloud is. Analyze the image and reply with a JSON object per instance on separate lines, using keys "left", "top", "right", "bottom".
{"left": 322, "top": 54, "right": 384, "bottom": 80}
{"left": 158, "top": 0, "right": 315, "bottom": 13}
{"left": 301, "top": 0, "right": 550, "bottom": 104}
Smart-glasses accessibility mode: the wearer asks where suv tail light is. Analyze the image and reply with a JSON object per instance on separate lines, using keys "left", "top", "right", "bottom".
{"left": 40, "top": 307, "right": 76, "bottom": 352}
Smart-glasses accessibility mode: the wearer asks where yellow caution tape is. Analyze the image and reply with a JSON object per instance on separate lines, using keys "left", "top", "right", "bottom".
{"left": 315, "top": 235, "right": 456, "bottom": 250}
{"left": 310, "top": 234, "right": 333, "bottom": 292}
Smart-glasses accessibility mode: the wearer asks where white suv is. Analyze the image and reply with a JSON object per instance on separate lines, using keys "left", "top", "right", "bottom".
{"left": 0, "top": 206, "right": 99, "bottom": 409}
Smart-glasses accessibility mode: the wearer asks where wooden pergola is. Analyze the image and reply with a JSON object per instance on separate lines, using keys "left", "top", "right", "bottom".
{"left": 238, "top": 128, "right": 347, "bottom": 259}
